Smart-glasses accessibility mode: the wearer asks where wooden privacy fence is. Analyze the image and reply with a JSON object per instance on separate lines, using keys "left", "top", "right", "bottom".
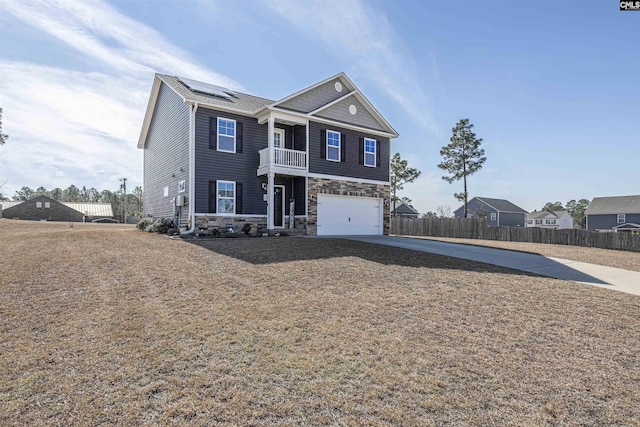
{"left": 390, "top": 217, "right": 640, "bottom": 252}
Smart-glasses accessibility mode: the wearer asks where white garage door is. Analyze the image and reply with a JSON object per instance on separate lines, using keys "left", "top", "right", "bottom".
{"left": 317, "top": 194, "right": 383, "bottom": 236}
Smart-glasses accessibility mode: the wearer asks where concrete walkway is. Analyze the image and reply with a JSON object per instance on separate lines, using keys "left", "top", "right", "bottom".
{"left": 336, "top": 236, "right": 640, "bottom": 296}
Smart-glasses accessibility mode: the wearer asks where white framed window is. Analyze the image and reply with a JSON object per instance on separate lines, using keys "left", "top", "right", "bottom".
{"left": 178, "top": 180, "right": 186, "bottom": 193}
{"left": 217, "top": 181, "right": 235, "bottom": 214}
{"left": 36, "top": 201, "right": 42, "bottom": 208}
{"left": 490, "top": 212, "right": 497, "bottom": 221}
{"left": 44, "top": 202, "right": 50, "bottom": 209}
{"left": 364, "top": 138, "right": 376, "bottom": 167}
{"left": 617, "top": 214, "right": 625, "bottom": 223}
{"left": 527, "top": 219, "right": 533, "bottom": 224}
{"left": 163, "top": 186, "right": 169, "bottom": 197}
{"left": 326, "top": 130, "right": 340, "bottom": 162}
{"left": 545, "top": 219, "right": 556, "bottom": 225}
{"left": 535, "top": 219, "right": 542, "bottom": 225}
{"left": 217, "top": 118, "right": 236, "bottom": 153}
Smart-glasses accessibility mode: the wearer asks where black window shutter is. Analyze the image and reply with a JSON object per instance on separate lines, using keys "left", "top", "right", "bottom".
{"left": 209, "top": 180, "right": 217, "bottom": 213}
{"left": 236, "top": 122, "right": 243, "bottom": 153}
{"left": 320, "top": 129, "right": 326, "bottom": 159}
{"left": 376, "top": 140, "right": 381, "bottom": 167}
{"left": 340, "top": 134, "right": 346, "bottom": 162}
{"left": 358, "top": 137, "right": 364, "bottom": 165}
{"left": 235, "top": 183, "right": 243, "bottom": 214}
{"left": 209, "top": 117, "right": 217, "bottom": 150}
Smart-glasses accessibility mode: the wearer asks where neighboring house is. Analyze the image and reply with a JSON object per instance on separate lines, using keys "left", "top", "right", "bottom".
{"left": 585, "top": 195, "right": 640, "bottom": 232}
{"left": 391, "top": 202, "right": 419, "bottom": 219}
{"left": 526, "top": 210, "right": 573, "bottom": 229}
{"left": 0, "top": 196, "right": 115, "bottom": 222}
{"left": 454, "top": 197, "right": 528, "bottom": 227}
{"left": 137, "top": 73, "right": 398, "bottom": 235}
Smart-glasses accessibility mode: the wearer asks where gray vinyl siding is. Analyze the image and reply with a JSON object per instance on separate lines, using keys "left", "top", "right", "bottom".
{"left": 293, "top": 125, "right": 306, "bottom": 152}
{"left": 143, "top": 82, "right": 190, "bottom": 223}
{"left": 274, "top": 176, "right": 305, "bottom": 217}
{"left": 455, "top": 199, "right": 525, "bottom": 227}
{"left": 294, "top": 177, "right": 306, "bottom": 216}
{"left": 454, "top": 199, "right": 498, "bottom": 225}
{"left": 194, "top": 107, "right": 268, "bottom": 215}
{"left": 316, "top": 96, "right": 386, "bottom": 132}
{"left": 308, "top": 121, "right": 390, "bottom": 182}
{"left": 587, "top": 213, "right": 640, "bottom": 231}
{"left": 499, "top": 212, "right": 526, "bottom": 227}
{"left": 278, "top": 78, "right": 348, "bottom": 113}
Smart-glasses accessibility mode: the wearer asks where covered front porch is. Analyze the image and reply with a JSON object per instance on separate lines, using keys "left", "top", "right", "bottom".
{"left": 256, "top": 110, "right": 308, "bottom": 230}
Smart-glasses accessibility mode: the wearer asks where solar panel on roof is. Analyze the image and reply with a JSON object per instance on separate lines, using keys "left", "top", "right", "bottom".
{"left": 178, "top": 76, "right": 234, "bottom": 99}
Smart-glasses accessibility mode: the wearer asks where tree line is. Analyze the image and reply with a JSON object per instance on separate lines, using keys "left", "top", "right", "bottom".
{"left": 1, "top": 184, "right": 143, "bottom": 222}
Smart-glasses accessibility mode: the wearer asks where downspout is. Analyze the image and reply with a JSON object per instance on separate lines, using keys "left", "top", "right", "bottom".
{"left": 185, "top": 101, "right": 199, "bottom": 234}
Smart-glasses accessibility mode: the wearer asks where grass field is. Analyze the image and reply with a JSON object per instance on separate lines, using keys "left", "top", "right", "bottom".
{"left": 1, "top": 219, "right": 639, "bottom": 426}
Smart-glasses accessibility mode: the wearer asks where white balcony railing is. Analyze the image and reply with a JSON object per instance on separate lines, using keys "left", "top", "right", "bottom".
{"left": 259, "top": 147, "right": 307, "bottom": 170}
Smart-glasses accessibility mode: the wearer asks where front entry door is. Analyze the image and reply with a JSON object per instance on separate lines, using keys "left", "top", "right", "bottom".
{"left": 273, "top": 185, "right": 285, "bottom": 228}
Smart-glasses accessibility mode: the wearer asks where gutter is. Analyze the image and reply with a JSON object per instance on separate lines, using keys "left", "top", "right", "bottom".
{"left": 184, "top": 101, "right": 199, "bottom": 235}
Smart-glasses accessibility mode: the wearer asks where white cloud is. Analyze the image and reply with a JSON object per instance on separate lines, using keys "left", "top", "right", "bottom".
{"left": 0, "top": 0, "right": 245, "bottom": 91}
{"left": 0, "top": 0, "right": 244, "bottom": 197}
{"left": 263, "top": 0, "right": 441, "bottom": 136}
{"left": 0, "top": 61, "right": 145, "bottom": 193}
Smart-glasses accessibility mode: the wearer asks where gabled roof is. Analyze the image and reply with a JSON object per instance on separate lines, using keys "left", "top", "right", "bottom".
{"left": 269, "top": 72, "right": 398, "bottom": 137}
{"left": 526, "top": 210, "right": 570, "bottom": 220}
{"left": 455, "top": 197, "right": 527, "bottom": 214}
{"left": 612, "top": 222, "right": 640, "bottom": 230}
{"left": 527, "top": 210, "right": 558, "bottom": 220}
{"left": 1, "top": 197, "right": 113, "bottom": 217}
{"left": 585, "top": 195, "right": 640, "bottom": 215}
{"left": 392, "top": 202, "right": 419, "bottom": 215}
{"left": 138, "top": 72, "right": 399, "bottom": 149}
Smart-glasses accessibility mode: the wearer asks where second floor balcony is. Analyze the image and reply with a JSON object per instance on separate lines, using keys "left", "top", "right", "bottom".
{"left": 258, "top": 147, "right": 307, "bottom": 176}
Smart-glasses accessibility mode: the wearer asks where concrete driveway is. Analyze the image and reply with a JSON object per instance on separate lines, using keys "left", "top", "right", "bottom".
{"left": 334, "top": 235, "right": 640, "bottom": 296}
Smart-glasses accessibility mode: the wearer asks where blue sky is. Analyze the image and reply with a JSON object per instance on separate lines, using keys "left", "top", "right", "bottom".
{"left": 0, "top": 0, "right": 638, "bottom": 213}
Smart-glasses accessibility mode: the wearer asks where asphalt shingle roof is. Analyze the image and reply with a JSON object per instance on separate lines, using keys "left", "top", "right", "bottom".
{"left": 158, "top": 74, "right": 274, "bottom": 114}
{"left": 392, "top": 202, "right": 419, "bottom": 215}
{"left": 475, "top": 197, "right": 528, "bottom": 214}
{"left": 585, "top": 195, "right": 640, "bottom": 215}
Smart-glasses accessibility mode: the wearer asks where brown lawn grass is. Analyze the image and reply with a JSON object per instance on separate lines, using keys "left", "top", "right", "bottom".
{"left": 1, "top": 219, "right": 639, "bottom": 426}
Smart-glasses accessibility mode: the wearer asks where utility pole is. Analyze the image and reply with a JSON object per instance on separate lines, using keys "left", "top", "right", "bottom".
{"left": 119, "top": 178, "right": 127, "bottom": 223}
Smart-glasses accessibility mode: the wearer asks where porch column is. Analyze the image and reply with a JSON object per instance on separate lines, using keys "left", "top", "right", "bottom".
{"left": 267, "top": 172, "right": 275, "bottom": 229}
{"left": 267, "top": 115, "right": 274, "bottom": 164}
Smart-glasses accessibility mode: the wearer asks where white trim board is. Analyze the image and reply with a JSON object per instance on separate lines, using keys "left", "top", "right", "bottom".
{"left": 307, "top": 173, "right": 390, "bottom": 186}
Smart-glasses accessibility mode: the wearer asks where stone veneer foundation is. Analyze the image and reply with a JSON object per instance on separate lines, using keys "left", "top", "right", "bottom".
{"left": 191, "top": 177, "right": 390, "bottom": 236}
{"left": 306, "top": 177, "right": 391, "bottom": 236}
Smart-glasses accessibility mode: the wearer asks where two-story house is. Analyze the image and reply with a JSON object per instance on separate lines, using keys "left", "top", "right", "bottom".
{"left": 137, "top": 73, "right": 398, "bottom": 236}
{"left": 454, "top": 197, "right": 527, "bottom": 227}
{"left": 585, "top": 195, "right": 640, "bottom": 232}
{"left": 525, "top": 210, "right": 573, "bottom": 229}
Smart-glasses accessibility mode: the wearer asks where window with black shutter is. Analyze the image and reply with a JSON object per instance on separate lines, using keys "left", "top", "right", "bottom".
{"left": 208, "top": 180, "right": 217, "bottom": 213}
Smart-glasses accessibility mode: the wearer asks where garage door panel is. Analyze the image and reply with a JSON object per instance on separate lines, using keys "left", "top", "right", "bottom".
{"left": 317, "top": 194, "right": 382, "bottom": 236}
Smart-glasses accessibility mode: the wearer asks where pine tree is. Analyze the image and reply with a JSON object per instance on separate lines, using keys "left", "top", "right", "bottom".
{"left": 438, "top": 119, "right": 486, "bottom": 218}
